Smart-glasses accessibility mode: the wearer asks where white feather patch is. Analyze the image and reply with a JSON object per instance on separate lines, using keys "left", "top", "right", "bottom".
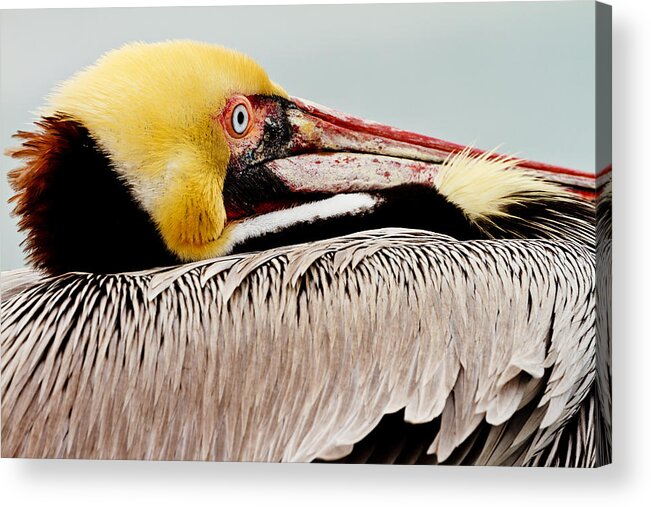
{"left": 221, "top": 193, "right": 378, "bottom": 254}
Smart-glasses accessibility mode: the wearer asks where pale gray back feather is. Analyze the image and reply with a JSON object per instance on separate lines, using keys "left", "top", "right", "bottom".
{"left": 1, "top": 268, "right": 46, "bottom": 301}
{"left": 1, "top": 228, "right": 600, "bottom": 464}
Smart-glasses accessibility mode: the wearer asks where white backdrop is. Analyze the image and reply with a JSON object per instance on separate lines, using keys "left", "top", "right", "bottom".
{"left": 2, "top": 0, "right": 649, "bottom": 506}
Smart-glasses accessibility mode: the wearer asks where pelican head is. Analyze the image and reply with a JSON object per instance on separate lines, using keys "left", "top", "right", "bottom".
{"left": 8, "top": 40, "right": 594, "bottom": 274}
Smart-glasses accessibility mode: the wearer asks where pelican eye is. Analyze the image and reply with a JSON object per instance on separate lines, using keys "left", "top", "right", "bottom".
{"left": 225, "top": 97, "right": 254, "bottom": 139}
{"left": 232, "top": 104, "right": 249, "bottom": 135}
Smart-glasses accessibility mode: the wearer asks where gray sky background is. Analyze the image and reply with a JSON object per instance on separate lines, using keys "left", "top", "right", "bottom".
{"left": 0, "top": 2, "right": 596, "bottom": 270}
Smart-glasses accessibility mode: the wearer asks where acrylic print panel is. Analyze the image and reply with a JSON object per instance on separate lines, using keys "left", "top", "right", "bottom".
{"left": 0, "top": 2, "right": 611, "bottom": 466}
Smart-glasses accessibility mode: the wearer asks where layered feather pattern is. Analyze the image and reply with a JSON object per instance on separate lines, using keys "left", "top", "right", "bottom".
{"left": 1, "top": 228, "right": 600, "bottom": 464}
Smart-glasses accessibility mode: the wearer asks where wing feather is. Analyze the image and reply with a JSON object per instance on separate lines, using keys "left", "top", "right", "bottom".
{"left": 1, "top": 228, "right": 597, "bottom": 464}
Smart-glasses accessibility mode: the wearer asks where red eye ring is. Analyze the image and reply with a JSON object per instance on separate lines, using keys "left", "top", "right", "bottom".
{"left": 224, "top": 95, "right": 253, "bottom": 139}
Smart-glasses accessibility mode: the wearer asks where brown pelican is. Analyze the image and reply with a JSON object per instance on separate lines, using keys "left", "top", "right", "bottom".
{"left": 1, "top": 41, "right": 611, "bottom": 465}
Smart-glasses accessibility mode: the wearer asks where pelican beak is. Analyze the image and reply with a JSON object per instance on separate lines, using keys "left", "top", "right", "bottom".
{"left": 265, "top": 97, "right": 594, "bottom": 197}
{"left": 270, "top": 97, "right": 461, "bottom": 195}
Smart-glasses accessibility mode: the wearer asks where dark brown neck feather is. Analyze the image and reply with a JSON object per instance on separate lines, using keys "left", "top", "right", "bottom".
{"left": 8, "top": 115, "right": 180, "bottom": 275}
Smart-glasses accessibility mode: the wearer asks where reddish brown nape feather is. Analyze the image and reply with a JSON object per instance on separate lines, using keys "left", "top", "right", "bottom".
{"left": 7, "top": 115, "right": 180, "bottom": 274}
{"left": 8, "top": 116, "right": 82, "bottom": 272}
